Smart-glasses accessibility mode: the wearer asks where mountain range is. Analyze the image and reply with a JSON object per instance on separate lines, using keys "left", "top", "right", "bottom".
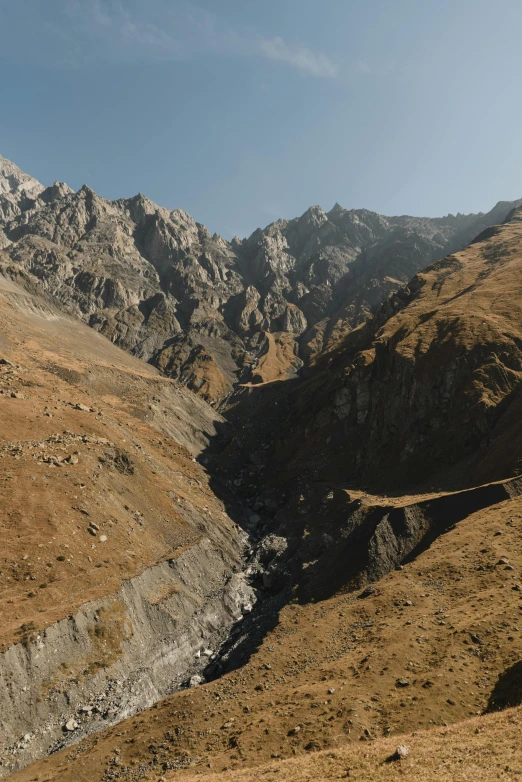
{"left": 1, "top": 154, "right": 519, "bottom": 405}
{"left": 2, "top": 154, "right": 522, "bottom": 782}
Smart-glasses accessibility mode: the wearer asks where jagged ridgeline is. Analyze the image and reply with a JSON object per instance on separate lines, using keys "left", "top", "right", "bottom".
{"left": 4, "top": 153, "right": 522, "bottom": 782}
{"left": 1, "top": 154, "right": 519, "bottom": 406}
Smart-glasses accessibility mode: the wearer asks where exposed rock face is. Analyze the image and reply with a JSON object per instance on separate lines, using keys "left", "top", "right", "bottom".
{"left": 0, "top": 270, "right": 258, "bottom": 776}
{"left": 1, "top": 155, "right": 519, "bottom": 405}
{"left": 0, "top": 539, "right": 254, "bottom": 777}
{"left": 0, "top": 156, "right": 44, "bottom": 233}
{"left": 274, "top": 206, "right": 522, "bottom": 491}
{"left": 4, "top": 158, "right": 522, "bottom": 782}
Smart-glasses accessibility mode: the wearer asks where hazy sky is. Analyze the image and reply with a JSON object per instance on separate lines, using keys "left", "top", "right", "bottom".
{"left": 1, "top": 0, "right": 521, "bottom": 237}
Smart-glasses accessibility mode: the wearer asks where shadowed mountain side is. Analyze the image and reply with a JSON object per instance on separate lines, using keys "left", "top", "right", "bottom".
{"left": 270, "top": 205, "right": 522, "bottom": 493}
{"left": 0, "top": 273, "right": 257, "bottom": 775}
{"left": 486, "top": 661, "right": 522, "bottom": 712}
{"left": 13, "top": 485, "right": 522, "bottom": 781}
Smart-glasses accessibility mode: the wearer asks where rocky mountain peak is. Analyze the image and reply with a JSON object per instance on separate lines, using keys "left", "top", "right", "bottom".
{"left": 300, "top": 204, "right": 328, "bottom": 225}
{"left": 0, "top": 155, "right": 45, "bottom": 227}
{"left": 39, "top": 181, "right": 74, "bottom": 203}
{"left": 0, "top": 154, "right": 44, "bottom": 200}
{"left": 2, "top": 150, "right": 522, "bottom": 782}
{"left": 327, "top": 201, "right": 346, "bottom": 217}
{"left": 0, "top": 152, "right": 520, "bottom": 408}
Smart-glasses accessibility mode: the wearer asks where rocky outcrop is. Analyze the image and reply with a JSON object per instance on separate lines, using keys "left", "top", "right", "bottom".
{"left": 0, "top": 536, "right": 255, "bottom": 777}
{"left": 333, "top": 477, "right": 522, "bottom": 591}
{"left": 0, "top": 156, "right": 44, "bottom": 237}
{"left": 1, "top": 155, "right": 519, "bottom": 406}
{"left": 0, "top": 270, "right": 260, "bottom": 776}
{"left": 273, "top": 206, "right": 522, "bottom": 491}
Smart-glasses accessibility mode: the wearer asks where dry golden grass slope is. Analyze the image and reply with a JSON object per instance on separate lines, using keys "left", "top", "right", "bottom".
{"left": 0, "top": 271, "right": 237, "bottom": 650}
{"left": 7, "top": 210, "right": 522, "bottom": 781}
{"left": 14, "top": 488, "right": 522, "bottom": 781}
{"left": 276, "top": 205, "right": 522, "bottom": 491}
{"left": 170, "top": 705, "right": 522, "bottom": 782}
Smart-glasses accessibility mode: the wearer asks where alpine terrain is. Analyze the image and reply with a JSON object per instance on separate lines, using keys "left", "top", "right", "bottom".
{"left": 1, "top": 155, "right": 522, "bottom": 782}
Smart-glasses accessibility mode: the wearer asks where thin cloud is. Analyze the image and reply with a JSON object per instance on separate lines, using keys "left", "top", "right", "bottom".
{"left": 91, "top": 0, "right": 112, "bottom": 27}
{"left": 260, "top": 36, "right": 338, "bottom": 79}
{"left": 0, "top": 0, "right": 339, "bottom": 79}
{"left": 353, "top": 59, "right": 370, "bottom": 74}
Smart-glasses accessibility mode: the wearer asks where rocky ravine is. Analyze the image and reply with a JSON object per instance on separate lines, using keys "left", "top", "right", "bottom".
{"left": 9, "top": 200, "right": 522, "bottom": 782}
{"left": 0, "top": 272, "right": 261, "bottom": 776}
{"left": 3, "top": 153, "right": 522, "bottom": 781}
{"left": 1, "top": 154, "right": 519, "bottom": 406}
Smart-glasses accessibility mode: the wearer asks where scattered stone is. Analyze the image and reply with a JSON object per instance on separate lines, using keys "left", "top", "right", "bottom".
{"left": 288, "top": 725, "right": 301, "bottom": 735}
{"left": 189, "top": 675, "right": 203, "bottom": 688}
{"left": 393, "top": 745, "right": 409, "bottom": 760}
{"left": 396, "top": 679, "right": 411, "bottom": 688}
{"left": 262, "top": 573, "right": 274, "bottom": 589}
{"left": 74, "top": 403, "right": 91, "bottom": 412}
{"left": 256, "top": 535, "right": 288, "bottom": 565}
{"left": 99, "top": 535, "right": 107, "bottom": 543}
{"left": 64, "top": 719, "right": 78, "bottom": 732}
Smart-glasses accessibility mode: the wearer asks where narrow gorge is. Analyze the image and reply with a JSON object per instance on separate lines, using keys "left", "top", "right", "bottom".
{"left": 2, "top": 157, "right": 522, "bottom": 780}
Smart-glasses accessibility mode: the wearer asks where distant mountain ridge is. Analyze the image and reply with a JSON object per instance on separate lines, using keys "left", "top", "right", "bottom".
{"left": 1, "top": 153, "right": 520, "bottom": 405}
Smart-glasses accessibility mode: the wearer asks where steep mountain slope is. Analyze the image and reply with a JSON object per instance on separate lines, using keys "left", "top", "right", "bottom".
{"left": 13, "top": 483, "right": 522, "bottom": 780}
{"left": 3, "top": 154, "right": 522, "bottom": 782}
{"left": 0, "top": 273, "right": 255, "bottom": 776}
{"left": 8, "top": 203, "right": 522, "bottom": 782}
{"left": 271, "top": 205, "right": 522, "bottom": 493}
{"left": 0, "top": 155, "right": 519, "bottom": 405}
{"left": 0, "top": 156, "right": 44, "bottom": 226}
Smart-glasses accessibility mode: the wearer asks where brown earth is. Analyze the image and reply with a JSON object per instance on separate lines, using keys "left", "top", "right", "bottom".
{"left": 273, "top": 205, "right": 522, "bottom": 492}
{"left": 0, "top": 272, "right": 239, "bottom": 651}
{"left": 3, "top": 175, "right": 522, "bottom": 781}
{"left": 12, "top": 486, "right": 522, "bottom": 780}
{"left": 173, "top": 705, "right": 522, "bottom": 781}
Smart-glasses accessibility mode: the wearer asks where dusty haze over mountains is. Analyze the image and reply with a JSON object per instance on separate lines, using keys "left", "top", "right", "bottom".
{"left": 2, "top": 153, "right": 522, "bottom": 782}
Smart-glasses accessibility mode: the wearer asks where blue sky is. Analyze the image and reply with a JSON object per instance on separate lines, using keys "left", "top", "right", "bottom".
{"left": 0, "top": 0, "right": 521, "bottom": 237}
